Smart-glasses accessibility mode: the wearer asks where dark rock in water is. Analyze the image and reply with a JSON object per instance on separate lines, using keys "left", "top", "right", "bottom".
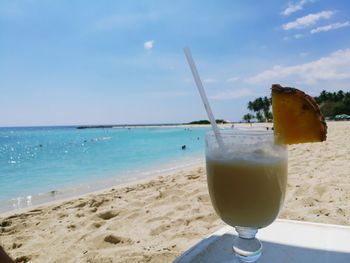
{"left": 181, "top": 145, "right": 186, "bottom": 150}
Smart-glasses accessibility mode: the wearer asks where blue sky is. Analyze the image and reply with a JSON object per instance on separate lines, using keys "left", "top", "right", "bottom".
{"left": 1, "top": 0, "right": 350, "bottom": 126}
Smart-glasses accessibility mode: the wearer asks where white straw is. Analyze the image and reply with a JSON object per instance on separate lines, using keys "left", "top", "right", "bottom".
{"left": 184, "top": 47, "right": 226, "bottom": 152}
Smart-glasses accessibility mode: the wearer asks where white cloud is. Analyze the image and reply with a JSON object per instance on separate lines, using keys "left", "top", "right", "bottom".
{"left": 226, "top": 77, "right": 239, "bottom": 82}
{"left": 311, "top": 21, "right": 350, "bottom": 34}
{"left": 281, "top": 0, "right": 308, "bottom": 16}
{"left": 294, "top": 34, "right": 303, "bottom": 39}
{"left": 210, "top": 88, "right": 256, "bottom": 100}
{"left": 282, "top": 11, "right": 334, "bottom": 30}
{"left": 144, "top": 40, "right": 154, "bottom": 50}
{"left": 245, "top": 49, "right": 350, "bottom": 85}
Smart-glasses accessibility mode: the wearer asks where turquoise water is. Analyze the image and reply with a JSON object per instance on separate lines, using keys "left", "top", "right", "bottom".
{"left": 0, "top": 126, "right": 209, "bottom": 212}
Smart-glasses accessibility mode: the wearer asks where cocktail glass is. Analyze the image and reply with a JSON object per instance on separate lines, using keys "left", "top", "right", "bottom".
{"left": 205, "top": 129, "right": 288, "bottom": 262}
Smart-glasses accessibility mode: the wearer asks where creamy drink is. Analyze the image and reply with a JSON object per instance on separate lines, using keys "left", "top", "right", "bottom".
{"left": 205, "top": 130, "right": 288, "bottom": 230}
{"left": 206, "top": 157, "right": 287, "bottom": 228}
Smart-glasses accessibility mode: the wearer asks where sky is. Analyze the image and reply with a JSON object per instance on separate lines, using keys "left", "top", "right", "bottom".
{"left": 1, "top": 0, "right": 350, "bottom": 126}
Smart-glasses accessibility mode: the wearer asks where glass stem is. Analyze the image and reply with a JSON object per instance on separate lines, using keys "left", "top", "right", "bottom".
{"left": 233, "top": 227, "right": 262, "bottom": 262}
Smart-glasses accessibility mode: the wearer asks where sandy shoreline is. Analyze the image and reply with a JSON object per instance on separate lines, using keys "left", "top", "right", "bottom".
{"left": 0, "top": 121, "right": 349, "bottom": 262}
{"left": 0, "top": 161, "right": 204, "bottom": 219}
{"left": 0, "top": 156, "right": 204, "bottom": 217}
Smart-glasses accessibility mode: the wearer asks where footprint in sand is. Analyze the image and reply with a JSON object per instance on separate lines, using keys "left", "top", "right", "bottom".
{"left": 150, "top": 224, "right": 171, "bottom": 236}
{"left": 187, "top": 174, "right": 200, "bottom": 180}
{"left": 67, "top": 224, "right": 77, "bottom": 230}
{"left": 58, "top": 212, "right": 68, "bottom": 219}
{"left": 12, "top": 242, "right": 22, "bottom": 249}
{"left": 90, "top": 221, "right": 105, "bottom": 229}
{"left": 97, "top": 210, "right": 119, "bottom": 220}
{"left": 14, "top": 255, "right": 32, "bottom": 263}
{"left": 28, "top": 209, "right": 43, "bottom": 214}
{"left": 74, "top": 201, "right": 87, "bottom": 208}
{"left": 146, "top": 216, "right": 168, "bottom": 223}
{"left": 193, "top": 213, "right": 218, "bottom": 224}
{"left": 176, "top": 204, "right": 191, "bottom": 211}
{"left": 89, "top": 199, "right": 106, "bottom": 208}
{"left": 104, "top": 234, "right": 133, "bottom": 245}
{"left": 0, "top": 219, "right": 12, "bottom": 227}
{"left": 89, "top": 207, "right": 98, "bottom": 213}
{"left": 76, "top": 212, "right": 85, "bottom": 218}
{"left": 126, "top": 211, "right": 141, "bottom": 220}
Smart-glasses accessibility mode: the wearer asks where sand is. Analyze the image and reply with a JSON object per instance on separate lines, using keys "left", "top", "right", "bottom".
{"left": 0, "top": 121, "right": 349, "bottom": 263}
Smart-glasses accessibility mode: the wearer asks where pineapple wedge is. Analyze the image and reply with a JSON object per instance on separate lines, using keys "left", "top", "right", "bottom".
{"left": 272, "top": 84, "right": 327, "bottom": 144}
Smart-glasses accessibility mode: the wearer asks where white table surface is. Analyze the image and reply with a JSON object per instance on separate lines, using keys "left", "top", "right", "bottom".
{"left": 174, "top": 219, "right": 350, "bottom": 263}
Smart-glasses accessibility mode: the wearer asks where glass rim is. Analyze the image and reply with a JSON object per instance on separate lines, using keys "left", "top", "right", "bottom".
{"left": 206, "top": 128, "right": 274, "bottom": 137}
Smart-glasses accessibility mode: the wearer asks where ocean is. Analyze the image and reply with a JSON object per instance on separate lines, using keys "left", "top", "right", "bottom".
{"left": 0, "top": 126, "right": 210, "bottom": 213}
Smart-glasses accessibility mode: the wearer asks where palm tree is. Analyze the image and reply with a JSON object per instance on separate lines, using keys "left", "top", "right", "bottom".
{"left": 246, "top": 96, "right": 272, "bottom": 122}
{"left": 255, "top": 112, "right": 264, "bottom": 122}
{"left": 243, "top": 113, "right": 255, "bottom": 123}
{"left": 262, "top": 96, "right": 271, "bottom": 121}
{"left": 336, "top": 90, "right": 344, "bottom": 101}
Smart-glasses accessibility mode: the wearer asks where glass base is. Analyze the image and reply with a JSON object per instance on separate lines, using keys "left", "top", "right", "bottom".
{"left": 233, "top": 227, "right": 262, "bottom": 262}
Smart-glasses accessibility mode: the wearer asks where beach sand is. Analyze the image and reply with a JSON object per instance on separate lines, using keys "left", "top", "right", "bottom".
{"left": 1, "top": 121, "right": 349, "bottom": 263}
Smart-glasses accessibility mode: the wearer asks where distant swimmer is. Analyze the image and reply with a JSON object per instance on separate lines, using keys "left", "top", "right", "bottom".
{"left": 50, "top": 190, "right": 58, "bottom": 197}
{"left": 182, "top": 145, "right": 186, "bottom": 150}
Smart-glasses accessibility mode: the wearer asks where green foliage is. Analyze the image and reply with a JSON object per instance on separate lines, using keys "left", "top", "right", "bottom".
{"left": 314, "top": 90, "right": 350, "bottom": 117}
{"left": 255, "top": 112, "right": 264, "bottom": 122}
{"left": 188, "top": 119, "right": 229, "bottom": 125}
{"left": 244, "top": 90, "right": 350, "bottom": 121}
{"left": 215, "top": 119, "right": 229, "bottom": 124}
{"left": 188, "top": 120, "right": 210, "bottom": 124}
{"left": 246, "top": 96, "right": 272, "bottom": 122}
{"left": 243, "top": 113, "right": 255, "bottom": 123}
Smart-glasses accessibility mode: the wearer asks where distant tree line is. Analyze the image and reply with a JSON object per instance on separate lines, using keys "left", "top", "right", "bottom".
{"left": 242, "top": 90, "right": 350, "bottom": 122}
{"left": 314, "top": 90, "right": 350, "bottom": 117}
{"left": 188, "top": 119, "right": 229, "bottom": 125}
